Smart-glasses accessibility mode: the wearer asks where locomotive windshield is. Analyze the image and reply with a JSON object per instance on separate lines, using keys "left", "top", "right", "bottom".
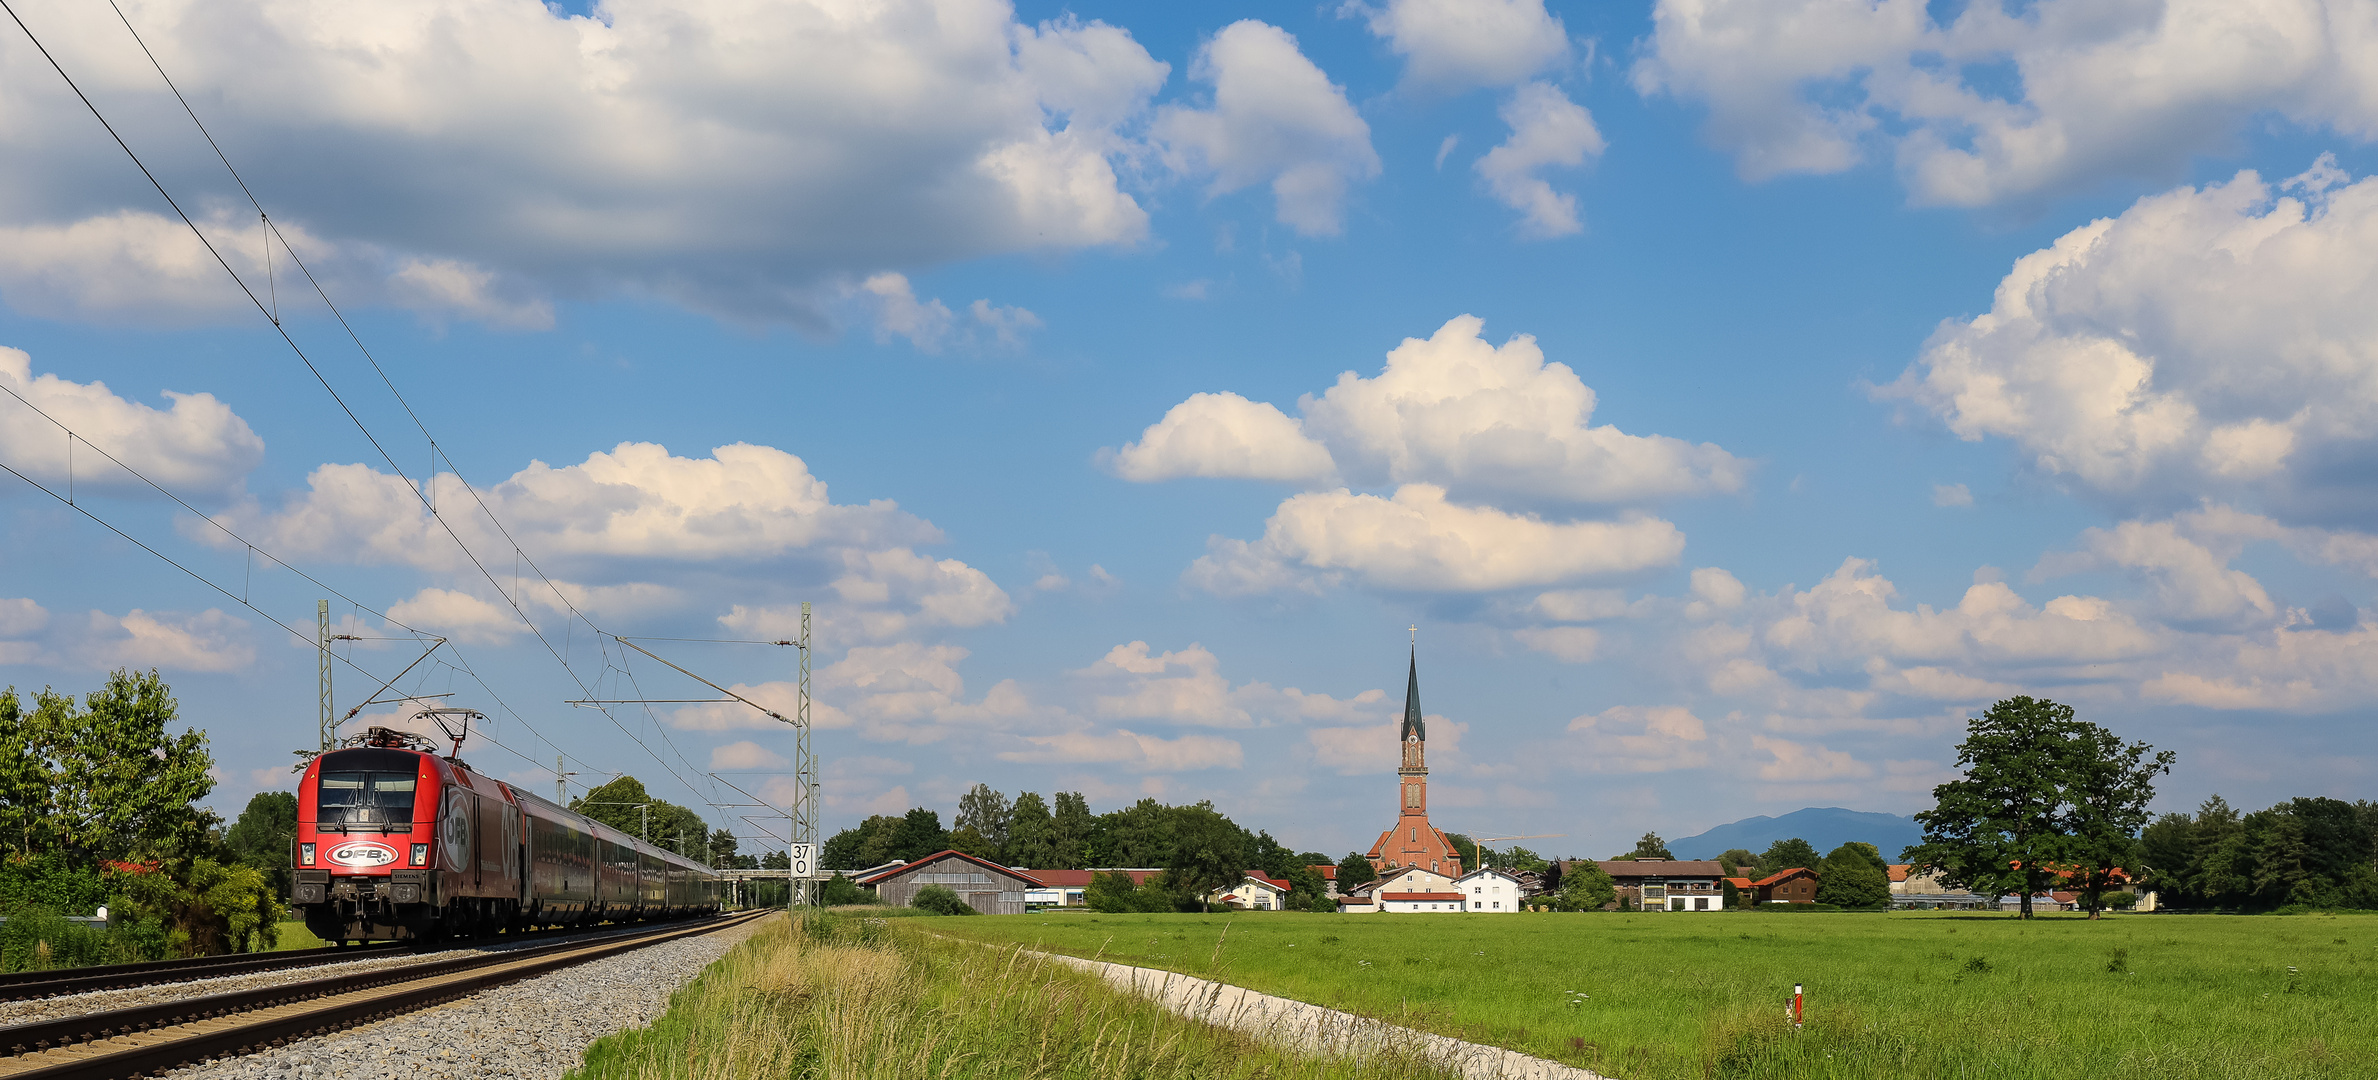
{"left": 316, "top": 772, "right": 418, "bottom": 831}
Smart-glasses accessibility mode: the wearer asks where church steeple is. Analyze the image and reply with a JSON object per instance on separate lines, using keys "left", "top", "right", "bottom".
{"left": 1400, "top": 650, "right": 1425, "bottom": 742}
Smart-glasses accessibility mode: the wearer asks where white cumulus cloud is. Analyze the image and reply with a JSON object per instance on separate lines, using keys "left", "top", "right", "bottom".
{"left": 1883, "top": 162, "right": 2378, "bottom": 524}
{"left": 1119, "top": 316, "right": 1747, "bottom": 507}
{"left": 1156, "top": 21, "right": 1382, "bottom": 236}
{"left": 0, "top": 346, "right": 264, "bottom": 494}
{"left": 1634, "top": 0, "right": 2378, "bottom": 205}
{"left": 1473, "top": 82, "right": 1604, "bottom": 238}
{"left": 0, "top": 0, "right": 1168, "bottom": 326}
{"left": 1188, "top": 484, "right": 1686, "bottom": 594}
{"left": 1347, "top": 0, "right": 1570, "bottom": 92}
{"left": 1101, "top": 392, "right": 1336, "bottom": 483}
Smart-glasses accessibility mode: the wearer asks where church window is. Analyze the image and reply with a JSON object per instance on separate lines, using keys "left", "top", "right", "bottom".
{"left": 1408, "top": 826, "right": 1417, "bottom": 843}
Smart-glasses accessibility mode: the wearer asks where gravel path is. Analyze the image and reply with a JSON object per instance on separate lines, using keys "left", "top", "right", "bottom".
{"left": 146, "top": 916, "right": 767, "bottom": 1080}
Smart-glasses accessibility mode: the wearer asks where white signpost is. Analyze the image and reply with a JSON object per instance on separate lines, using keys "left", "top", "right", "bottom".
{"left": 789, "top": 843, "right": 817, "bottom": 881}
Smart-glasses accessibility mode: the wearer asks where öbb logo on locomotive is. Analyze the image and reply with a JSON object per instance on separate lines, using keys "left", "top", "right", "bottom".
{"left": 328, "top": 840, "right": 399, "bottom": 867}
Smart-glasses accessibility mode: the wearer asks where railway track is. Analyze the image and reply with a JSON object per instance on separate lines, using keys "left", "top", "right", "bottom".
{"left": 0, "top": 944, "right": 408, "bottom": 1004}
{"left": 0, "top": 910, "right": 767, "bottom": 1080}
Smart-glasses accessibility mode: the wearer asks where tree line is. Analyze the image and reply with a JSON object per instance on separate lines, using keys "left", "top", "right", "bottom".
{"left": 2135, "top": 794, "right": 2378, "bottom": 911}
{"left": 822, "top": 784, "right": 1342, "bottom": 912}
{"left": 0, "top": 671, "right": 285, "bottom": 965}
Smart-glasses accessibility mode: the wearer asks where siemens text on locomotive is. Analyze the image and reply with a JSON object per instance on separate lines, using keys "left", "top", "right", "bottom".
{"left": 291, "top": 725, "right": 720, "bottom": 944}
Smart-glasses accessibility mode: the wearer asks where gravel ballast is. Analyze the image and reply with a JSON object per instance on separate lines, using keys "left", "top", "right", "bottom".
{"left": 146, "top": 917, "right": 765, "bottom": 1080}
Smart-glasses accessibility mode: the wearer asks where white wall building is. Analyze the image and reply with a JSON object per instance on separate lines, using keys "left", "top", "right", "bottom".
{"left": 1454, "top": 868, "right": 1524, "bottom": 913}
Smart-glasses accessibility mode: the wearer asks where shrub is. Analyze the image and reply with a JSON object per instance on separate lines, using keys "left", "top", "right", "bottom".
{"left": 816, "top": 873, "right": 875, "bottom": 906}
{"left": 0, "top": 908, "right": 113, "bottom": 971}
{"left": 911, "top": 885, "right": 976, "bottom": 916}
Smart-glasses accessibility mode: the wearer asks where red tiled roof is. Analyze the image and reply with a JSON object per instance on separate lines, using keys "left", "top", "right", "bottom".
{"left": 1887, "top": 864, "right": 1912, "bottom": 882}
{"left": 1023, "top": 869, "right": 1093, "bottom": 887}
{"left": 1309, "top": 864, "right": 1337, "bottom": 880}
{"left": 1379, "top": 891, "right": 1461, "bottom": 901}
{"left": 1594, "top": 859, "right": 1726, "bottom": 878}
{"left": 1724, "top": 877, "right": 1754, "bottom": 890}
{"left": 1752, "top": 867, "right": 1815, "bottom": 887}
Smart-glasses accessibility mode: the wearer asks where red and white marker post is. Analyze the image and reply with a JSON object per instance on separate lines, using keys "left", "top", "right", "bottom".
{"left": 1792, "top": 983, "right": 1804, "bottom": 1029}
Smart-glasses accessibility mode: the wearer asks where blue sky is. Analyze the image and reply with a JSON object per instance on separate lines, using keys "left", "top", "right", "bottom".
{"left": 3, "top": 0, "right": 2375, "bottom": 861}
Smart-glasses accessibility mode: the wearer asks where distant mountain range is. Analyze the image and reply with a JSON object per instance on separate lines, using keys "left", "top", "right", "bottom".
{"left": 1670, "top": 807, "right": 1923, "bottom": 862}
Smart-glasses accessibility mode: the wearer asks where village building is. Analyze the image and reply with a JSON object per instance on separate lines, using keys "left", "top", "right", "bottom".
{"left": 1018, "top": 867, "right": 1162, "bottom": 908}
{"left": 1211, "top": 874, "right": 1293, "bottom": 910}
{"left": 1377, "top": 889, "right": 1469, "bottom": 912}
{"left": 1341, "top": 865, "right": 1458, "bottom": 912}
{"left": 1597, "top": 858, "right": 1728, "bottom": 911}
{"left": 1752, "top": 866, "right": 1820, "bottom": 904}
{"left": 1307, "top": 864, "right": 1341, "bottom": 898}
{"left": 1364, "top": 651, "right": 1465, "bottom": 878}
{"left": 1887, "top": 864, "right": 1991, "bottom": 910}
{"left": 1453, "top": 867, "right": 1525, "bottom": 912}
{"left": 858, "top": 850, "right": 1038, "bottom": 914}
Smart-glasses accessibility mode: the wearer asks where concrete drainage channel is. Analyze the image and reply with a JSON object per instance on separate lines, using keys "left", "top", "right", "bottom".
{"left": 0, "top": 912, "right": 766, "bottom": 1080}
{"left": 1042, "top": 953, "right": 1608, "bottom": 1080}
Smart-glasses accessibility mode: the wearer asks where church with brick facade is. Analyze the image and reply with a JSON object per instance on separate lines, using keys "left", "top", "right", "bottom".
{"left": 1364, "top": 651, "right": 1464, "bottom": 877}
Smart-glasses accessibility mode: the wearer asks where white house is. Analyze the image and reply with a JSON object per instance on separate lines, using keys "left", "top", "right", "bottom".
{"left": 1376, "top": 889, "right": 1467, "bottom": 912}
{"left": 1362, "top": 866, "right": 1455, "bottom": 912}
{"left": 1373, "top": 866, "right": 1455, "bottom": 894}
{"left": 1453, "top": 868, "right": 1524, "bottom": 913}
{"left": 1210, "top": 875, "right": 1292, "bottom": 910}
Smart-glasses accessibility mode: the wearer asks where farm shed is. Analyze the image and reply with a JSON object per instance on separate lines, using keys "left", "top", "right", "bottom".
{"left": 858, "top": 850, "right": 1036, "bottom": 915}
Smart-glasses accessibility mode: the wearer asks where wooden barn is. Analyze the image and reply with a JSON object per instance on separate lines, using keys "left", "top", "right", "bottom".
{"left": 856, "top": 850, "right": 1037, "bottom": 915}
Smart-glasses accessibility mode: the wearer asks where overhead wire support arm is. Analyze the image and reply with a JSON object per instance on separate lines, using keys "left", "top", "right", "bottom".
{"left": 609, "top": 638, "right": 792, "bottom": 723}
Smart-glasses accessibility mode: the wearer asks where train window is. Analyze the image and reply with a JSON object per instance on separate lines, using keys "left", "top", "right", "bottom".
{"left": 317, "top": 773, "right": 419, "bottom": 823}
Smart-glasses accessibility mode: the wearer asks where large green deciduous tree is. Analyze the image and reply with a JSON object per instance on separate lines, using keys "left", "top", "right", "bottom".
{"left": 222, "top": 792, "right": 298, "bottom": 896}
{"left": 1815, "top": 842, "right": 1891, "bottom": 908}
{"left": 1163, "top": 804, "right": 1249, "bottom": 909}
{"left": 1910, "top": 697, "right": 2075, "bottom": 918}
{"left": 1558, "top": 861, "right": 1617, "bottom": 911}
{"left": 1005, "top": 791, "right": 1055, "bottom": 867}
{"left": 2063, "top": 723, "right": 2174, "bottom": 917}
{"left": 1630, "top": 833, "right": 1674, "bottom": 860}
{"left": 1336, "top": 851, "right": 1377, "bottom": 889}
{"left": 954, "top": 784, "right": 1011, "bottom": 852}
{"left": 1049, "top": 791, "right": 1093, "bottom": 869}
{"left": 1757, "top": 838, "right": 1822, "bottom": 877}
{"left": 1, "top": 671, "right": 215, "bottom": 865}
{"left": 1908, "top": 696, "right": 2172, "bottom": 919}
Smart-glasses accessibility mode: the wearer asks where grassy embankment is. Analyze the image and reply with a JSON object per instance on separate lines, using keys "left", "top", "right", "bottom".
{"left": 932, "top": 910, "right": 2378, "bottom": 1080}
{"left": 567, "top": 912, "right": 1460, "bottom": 1080}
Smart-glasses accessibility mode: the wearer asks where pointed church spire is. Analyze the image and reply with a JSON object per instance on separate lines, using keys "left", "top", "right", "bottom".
{"left": 1401, "top": 649, "right": 1425, "bottom": 742}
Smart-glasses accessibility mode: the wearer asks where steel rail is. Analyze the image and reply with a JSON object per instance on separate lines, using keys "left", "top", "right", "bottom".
{"left": 0, "top": 911, "right": 764, "bottom": 1079}
{"left": 0, "top": 911, "right": 731, "bottom": 1002}
{"left": 0, "top": 944, "right": 404, "bottom": 1003}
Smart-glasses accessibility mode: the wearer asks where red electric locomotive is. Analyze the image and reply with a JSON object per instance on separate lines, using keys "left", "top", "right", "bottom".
{"left": 291, "top": 719, "right": 720, "bottom": 944}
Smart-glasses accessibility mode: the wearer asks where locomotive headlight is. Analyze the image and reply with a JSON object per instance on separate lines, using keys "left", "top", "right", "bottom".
{"left": 300, "top": 843, "right": 316, "bottom": 865}
{"left": 411, "top": 844, "right": 430, "bottom": 866}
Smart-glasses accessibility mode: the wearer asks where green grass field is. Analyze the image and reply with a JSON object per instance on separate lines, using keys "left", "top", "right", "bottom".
{"left": 568, "top": 913, "right": 1457, "bottom": 1080}
{"left": 930, "top": 910, "right": 2378, "bottom": 1080}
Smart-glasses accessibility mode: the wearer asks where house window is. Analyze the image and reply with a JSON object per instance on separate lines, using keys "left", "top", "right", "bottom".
{"left": 1492, "top": 901, "right": 1501, "bottom": 909}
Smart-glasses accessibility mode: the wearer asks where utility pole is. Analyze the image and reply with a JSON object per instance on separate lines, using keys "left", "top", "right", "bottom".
{"left": 794, "top": 601, "right": 816, "bottom": 908}
{"left": 318, "top": 600, "right": 333, "bottom": 751}
{"left": 555, "top": 756, "right": 575, "bottom": 804}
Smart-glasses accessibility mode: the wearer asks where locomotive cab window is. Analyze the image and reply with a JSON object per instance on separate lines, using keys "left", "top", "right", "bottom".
{"left": 316, "top": 772, "right": 417, "bottom": 831}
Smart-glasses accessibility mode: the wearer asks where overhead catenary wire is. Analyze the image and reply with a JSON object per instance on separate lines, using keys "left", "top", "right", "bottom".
{"left": 2, "top": 0, "right": 733, "bottom": 824}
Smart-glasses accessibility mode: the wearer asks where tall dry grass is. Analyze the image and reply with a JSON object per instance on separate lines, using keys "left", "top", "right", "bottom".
{"left": 569, "top": 913, "right": 1463, "bottom": 1080}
